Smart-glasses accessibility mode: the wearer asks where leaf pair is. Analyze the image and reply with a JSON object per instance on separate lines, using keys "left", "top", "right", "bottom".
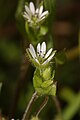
{"left": 33, "top": 67, "right": 56, "bottom": 96}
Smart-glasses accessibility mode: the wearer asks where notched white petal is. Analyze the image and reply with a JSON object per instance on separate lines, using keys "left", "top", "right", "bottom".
{"left": 37, "top": 16, "right": 46, "bottom": 22}
{"left": 28, "top": 48, "right": 34, "bottom": 59}
{"left": 36, "top": 8, "right": 39, "bottom": 14}
{"left": 40, "top": 11, "right": 49, "bottom": 18}
{"left": 29, "top": 2, "right": 35, "bottom": 15}
{"left": 47, "top": 50, "right": 56, "bottom": 62}
{"left": 25, "top": 5, "right": 31, "bottom": 16}
{"left": 41, "top": 42, "right": 46, "bottom": 55}
{"left": 45, "top": 48, "right": 53, "bottom": 59}
{"left": 23, "top": 12, "right": 31, "bottom": 20}
{"left": 29, "top": 44, "right": 36, "bottom": 58}
{"left": 39, "top": 6, "right": 43, "bottom": 15}
{"left": 37, "top": 43, "right": 40, "bottom": 55}
{"left": 42, "top": 59, "right": 48, "bottom": 65}
{"left": 42, "top": 50, "right": 56, "bottom": 65}
{"left": 23, "top": 14, "right": 27, "bottom": 19}
{"left": 35, "top": 58, "right": 40, "bottom": 64}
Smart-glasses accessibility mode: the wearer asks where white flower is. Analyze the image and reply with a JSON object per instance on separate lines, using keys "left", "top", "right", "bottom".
{"left": 23, "top": 2, "right": 49, "bottom": 27}
{"left": 26, "top": 42, "right": 56, "bottom": 68}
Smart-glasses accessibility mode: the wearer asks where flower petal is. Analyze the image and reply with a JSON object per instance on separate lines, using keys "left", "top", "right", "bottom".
{"left": 29, "top": 44, "right": 36, "bottom": 59}
{"left": 39, "top": 11, "right": 48, "bottom": 18}
{"left": 29, "top": 2, "right": 35, "bottom": 15}
{"left": 35, "top": 58, "right": 40, "bottom": 64}
{"left": 37, "top": 16, "right": 46, "bottom": 23}
{"left": 47, "top": 51, "right": 56, "bottom": 62}
{"left": 45, "top": 48, "right": 53, "bottom": 59}
{"left": 39, "top": 6, "right": 43, "bottom": 16}
{"left": 36, "top": 8, "right": 39, "bottom": 14}
{"left": 42, "top": 50, "right": 56, "bottom": 65}
{"left": 25, "top": 5, "right": 31, "bottom": 16}
{"left": 37, "top": 43, "right": 40, "bottom": 55}
{"left": 41, "top": 42, "right": 46, "bottom": 57}
{"left": 23, "top": 12, "right": 31, "bottom": 20}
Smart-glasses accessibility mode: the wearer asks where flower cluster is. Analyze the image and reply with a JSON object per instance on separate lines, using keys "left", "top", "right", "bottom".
{"left": 26, "top": 42, "right": 56, "bottom": 68}
{"left": 23, "top": 2, "right": 49, "bottom": 27}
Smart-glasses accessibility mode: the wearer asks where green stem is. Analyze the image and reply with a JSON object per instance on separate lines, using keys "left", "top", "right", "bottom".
{"left": 36, "top": 96, "right": 49, "bottom": 117}
{"left": 22, "top": 91, "right": 38, "bottom": 120}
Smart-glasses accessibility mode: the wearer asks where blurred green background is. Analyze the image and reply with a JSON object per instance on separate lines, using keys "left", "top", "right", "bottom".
{"left": 0, "top": 0, "right": 80, "bottom": 120}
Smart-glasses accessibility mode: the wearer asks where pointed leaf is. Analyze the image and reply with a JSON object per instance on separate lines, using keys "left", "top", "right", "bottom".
{"left": 49, "top": 84, "right": 56, "bottom": 96}
{"left": 41, "top": 80, "right": 53, "bottom": 88}
{"left": 33, "top": 69, "right": 42, "bottom": 88}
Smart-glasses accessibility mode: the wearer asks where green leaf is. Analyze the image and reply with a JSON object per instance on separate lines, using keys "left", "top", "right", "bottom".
{"left": 35, "top": 88, "right": 45, "bottom": 95}
{"left": 35, "top": 83, "right": 56, "bottom": 96}
{"left": 41, "top": 80, "right": 53, "bottom": 88}
{"left": 49, "top": 84, "right": 56, "bottom": 96}
{"left": 33, "top": 68, "right": 56, "bottom": 96}
{"left": 33, "top": 69, "right": 42, "bottom": 88}
{"left": 33, "top": 75, "right": 42, "bottom": 88}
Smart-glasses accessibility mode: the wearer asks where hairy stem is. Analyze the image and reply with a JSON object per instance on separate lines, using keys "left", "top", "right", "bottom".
{"left": 36, "top": 96, "right": 49, "bottom": 117}
{"left": 52, "top": 96, "right": 62, "bottom": 119}
{"left": 22, "top": 91, "right": 38, "bottom": 120}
